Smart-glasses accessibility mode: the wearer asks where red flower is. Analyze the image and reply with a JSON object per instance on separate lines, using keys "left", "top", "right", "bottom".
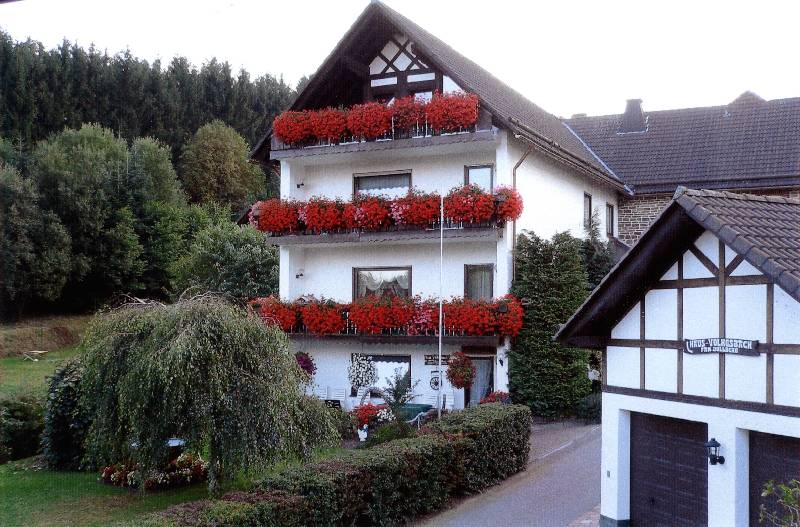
{"left": 444, "top": 298, "right": 496, "bottom": 336}
{"left": 426, "top": 92, "right": 479, "bottom": 133}
{"left": 309, "top": 107, "right": 348, "bottom": 142}
{"left": 494, "top": 186, "right": 524, "bottom": 222}
{"left": 494, "top": 295, "right": 524, "bottom": 337}
{"left": 299, "top": 300, "right": 346, "bottom": 335}
{"left": 349, "top": 296, "right": 415, "bottom": 335}
{"left": 251, "top": 199, "right": 300, "bottom": 234}
{"left": 250, "top": 297, "right": 297, "bottom": 332}
{"left": 347, "top": 102, "right": 393, "bottom": 140}
{"left": 446, "top": 351, "right": 476, "bottom": 389}
{"left": 480, "top": 391, "right": 511, "bottom": 404}
{"left": 273, "top": 110, "right": 313, "bottom": 145}
{"left": 351, "top": 194, "right": 391, "bottom": 230}
{"left": 352, "top": 403, "right": 386, "bottom": 427}
{"left": 445, "top": 184, "right": 495, "bottom": 224}
{"left": 299, "top": 198, "right": 345, "bottom": 233}
{"left": 392, "top": 95, "right": 426, "bottom": 132}
{"left": 390, "top": 190, "right": 441, "bottom": 227}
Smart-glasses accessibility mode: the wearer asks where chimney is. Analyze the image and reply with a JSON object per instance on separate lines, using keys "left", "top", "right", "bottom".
{"left": 619, "top": 99, "right": 646, "bottom": 133}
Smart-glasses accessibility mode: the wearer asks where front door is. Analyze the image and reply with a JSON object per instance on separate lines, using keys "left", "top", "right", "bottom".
{"left": 465, "top": 357, "right": 493, "bottom": 407}
{"left": 630, "top": 413, "right": 708, "bottom": 526}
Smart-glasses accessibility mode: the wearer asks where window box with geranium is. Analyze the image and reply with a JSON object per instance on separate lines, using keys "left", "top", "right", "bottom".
{"left": 425, "top": 92, "right": 480, "bottom": 134}
{"left": 249, "top": 296, "right": 297, "bottom": 332}
{"left": 446, "top": 351, "right": 477, "bottom": 389}
{"left": 298, "top": 298, "right": 346, "bottom": 335}
{"left": 249, "top": 185, "right": 523, "bottom": 238}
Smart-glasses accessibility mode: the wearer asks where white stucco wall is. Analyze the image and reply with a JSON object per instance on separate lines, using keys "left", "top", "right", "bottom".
{"left": 281, "top": 241, "right": 499, "bottom": 302}
{"left": 510, "top": 137, "right": 620, "bottom": 240}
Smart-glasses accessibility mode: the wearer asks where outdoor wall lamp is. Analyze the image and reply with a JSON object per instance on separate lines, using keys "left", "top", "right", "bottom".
{"left": 704, "top": 438, "right": 725, "bottom": 465}
{"left": 296, "top": 182, "right": 305, "bottom": 189}
{"left": 295, "top": 268, "right": 304, "bottom": 279}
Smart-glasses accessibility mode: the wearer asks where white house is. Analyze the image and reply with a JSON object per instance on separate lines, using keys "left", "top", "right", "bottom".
{"left": 249, "top": 1, "right": 627, "bottom": 410}
{"left": 556, "top": 188, "right": 800, "bottom": 526}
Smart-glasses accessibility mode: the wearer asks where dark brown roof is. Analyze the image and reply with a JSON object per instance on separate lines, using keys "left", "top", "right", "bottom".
{"left": 555, "top": 187, "right": 800, "bottom": 347}
{"left": 251, "top": 2, "right": 625, "bottom": 192}
{"left": 565, "top": 94, "right": 800, "bottom": 194}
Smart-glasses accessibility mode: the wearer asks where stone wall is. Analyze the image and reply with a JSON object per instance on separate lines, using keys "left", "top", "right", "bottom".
{"left": 618, "top": 187, "right": 800, "bottom": 246}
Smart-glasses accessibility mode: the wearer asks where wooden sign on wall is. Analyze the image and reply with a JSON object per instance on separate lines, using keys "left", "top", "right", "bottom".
{"left": 425, "top": 355, "right": 450, "bottom": 365}
{"left": 684, "top": 338, "right": 759, "bottom": 356}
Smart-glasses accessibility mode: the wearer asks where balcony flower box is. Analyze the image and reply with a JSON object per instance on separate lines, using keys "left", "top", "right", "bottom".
{"left": 272, "top": 92, "right": 480, "bottom": 148}
{"left": 248, "top": 295, "right": 524, "bottom": 338}
{"left": 249, "top": 185, "right": 523, "bottom": 237}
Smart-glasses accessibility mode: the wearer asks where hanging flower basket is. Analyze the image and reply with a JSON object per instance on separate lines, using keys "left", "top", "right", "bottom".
{"left": 446, "top": 351, "right": 477, "bottom": 389}
{"left": 295, "top": 351, "right": 317, "bottom": 377}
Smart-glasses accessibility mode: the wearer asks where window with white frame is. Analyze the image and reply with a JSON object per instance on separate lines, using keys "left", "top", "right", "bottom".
{"left": 465, "top": 264, "right": 493, "bottom": 300}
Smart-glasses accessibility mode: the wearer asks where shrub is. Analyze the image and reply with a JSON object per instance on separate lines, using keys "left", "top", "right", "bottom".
{"left": 510, "top": 231, "right": 592, "bottom": 418}
{"left": 760, "top": 479, "right": 800, "bottom": 526}
{"left": 327, "top": 407, "right": 356, "bottom": 441}
{"left": 0, "top": 396, "right": 44, "bottom": 463}
{"left": 364, "top": 421, "right": 416, "bottom": 448}
{"left": 575, "top": 392, "right": 602, "bottom": 423}
{"left": 146, "top": 404, "right": 531, "bottom": 526}
{"left": 42, "top": 359, "right": 89, "bottom": 470}
{"left": 426, "top": 403, "right": 532, "bottom": 492}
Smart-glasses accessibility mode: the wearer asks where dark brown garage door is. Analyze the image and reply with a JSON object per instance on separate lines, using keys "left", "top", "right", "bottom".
{"left": 749, "top": 431, "right": 800, "bottom": 526}
{"left": 631, "top": 413, "right": 708, "bottom": 526}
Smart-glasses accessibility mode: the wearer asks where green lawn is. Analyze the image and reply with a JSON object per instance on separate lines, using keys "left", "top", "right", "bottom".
{"left": 0, "top": 458, "right": 208, "bottom": 527}
{"left": 0, "top": 346, "right": 83, "bottom": 399}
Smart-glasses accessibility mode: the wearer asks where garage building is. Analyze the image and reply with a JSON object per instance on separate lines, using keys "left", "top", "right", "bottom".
{"left": 556, "top": 188, "right": 800, "bottom": 526}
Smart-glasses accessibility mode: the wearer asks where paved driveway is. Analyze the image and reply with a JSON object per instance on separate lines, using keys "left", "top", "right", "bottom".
{"left": 417, "top": 420, "right": 601, "bottom": 527}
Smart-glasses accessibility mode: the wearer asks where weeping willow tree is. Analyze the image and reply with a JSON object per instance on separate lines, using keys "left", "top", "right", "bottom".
{"left": 80, "top": 295, "right": 337, "bottom": 494}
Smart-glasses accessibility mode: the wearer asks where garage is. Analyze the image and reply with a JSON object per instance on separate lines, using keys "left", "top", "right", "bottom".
{"left": 749, "top": 431, "right": 800, "bottom": 526}
{"left": 630, "top": 413, "right": 708, "bottom": 526}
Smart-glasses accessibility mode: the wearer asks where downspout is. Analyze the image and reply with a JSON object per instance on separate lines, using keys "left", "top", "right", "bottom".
{"left": 511, "top": 138, "right": 534, "bottom": 277}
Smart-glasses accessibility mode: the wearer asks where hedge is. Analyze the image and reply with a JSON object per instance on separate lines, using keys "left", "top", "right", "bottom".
{"left": 145, "top": 403, "right": 532, "bottom": 527}
{"left": 0, "top": 396, "right": 44, "bottom": 463}
{"left": 41, "top": 358, "right": 89, "bottom": 470}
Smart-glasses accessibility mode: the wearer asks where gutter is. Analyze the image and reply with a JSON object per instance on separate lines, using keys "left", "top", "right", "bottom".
{"left": 508, "top": 117, "right": 631, "bottom": 195}
{"left": 511, "top": 142, "right": 534, "bottom": 277}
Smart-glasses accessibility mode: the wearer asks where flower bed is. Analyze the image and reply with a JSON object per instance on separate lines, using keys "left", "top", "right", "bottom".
{"left": 248, "top": 295, "right": 524, "bottom": 338}
{"left": 249, "top": 185, "right": 523, "bottom": 236}
{"left": 272, "top": 92, "right": 480, "bottom": 147}
{"left": 99, "top": 452, "right": 208, "bottom": 492}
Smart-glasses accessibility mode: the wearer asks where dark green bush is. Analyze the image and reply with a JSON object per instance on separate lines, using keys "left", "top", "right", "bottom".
{"left": 426, "top": 403, "right": 532, "bottom": 491}
{"left": 364, "top": 420, "right": 416, "bottom": 448}
{"left": 41, "top": 359, "right": 89, "bottom": 469}
{"left": 327, "top": 406, "right": 356, "bottom": 441}
{"left": 575, "top": 392, "right": 602, "bottom": 423}
{"left": 0, "top": 396, "right": 44, "bottom": 463}
{"left": 146, "top": 404, "right": 532, "bottom": 527}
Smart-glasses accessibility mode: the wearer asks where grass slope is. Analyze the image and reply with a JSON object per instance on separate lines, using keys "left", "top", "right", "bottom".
{"left": 0, "top": 346, "right": 83, "bottom": 399}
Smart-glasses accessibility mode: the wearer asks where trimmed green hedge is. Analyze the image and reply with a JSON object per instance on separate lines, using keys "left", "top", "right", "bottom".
{"left": 144, "top": 403, "right": 531, "bottom": 527}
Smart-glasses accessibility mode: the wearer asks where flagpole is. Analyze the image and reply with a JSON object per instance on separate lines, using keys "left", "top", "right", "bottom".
{"left": 437, "top": 189, "right": 444, "bottom": 419}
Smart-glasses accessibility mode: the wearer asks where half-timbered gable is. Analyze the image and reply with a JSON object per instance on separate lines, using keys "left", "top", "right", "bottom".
{"left": 556, "top": 187, "right": 800, "bottom": 526}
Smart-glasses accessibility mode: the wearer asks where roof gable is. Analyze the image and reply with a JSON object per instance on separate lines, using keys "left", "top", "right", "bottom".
{"left": 555, "top": 188, "right": 800, "bottom": 347}
{"left": 251, "top": 2, "right": 624, "bottom": 191}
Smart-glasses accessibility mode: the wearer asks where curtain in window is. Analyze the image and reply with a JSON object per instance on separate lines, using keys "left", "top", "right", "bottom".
{"left": 355, "top": 173, "right": 410, "bottom": 198}
{"left": 357, "top": 269, "right": 410, "bottom": 298}
{"left": 468, "top": 359, "right": 493, "bottom": 407}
